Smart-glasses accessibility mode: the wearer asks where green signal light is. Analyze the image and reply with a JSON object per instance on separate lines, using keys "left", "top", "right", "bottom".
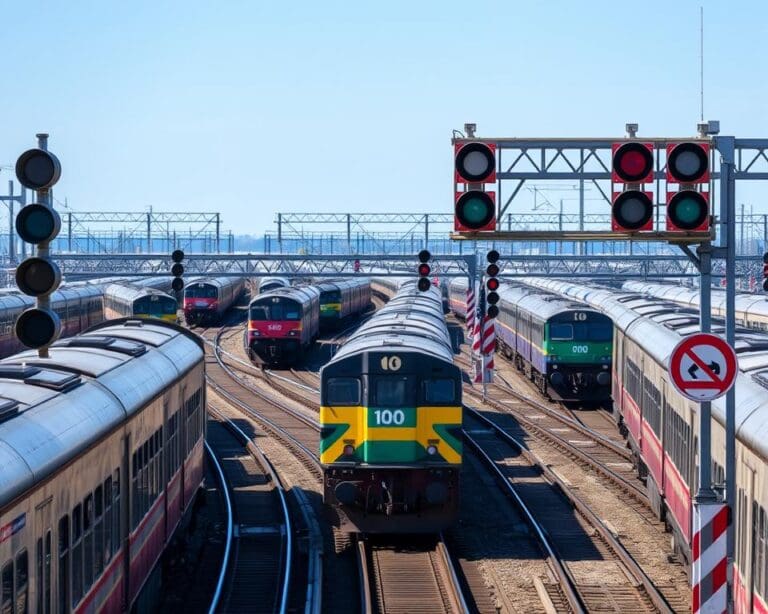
{"left": 668, "top": 190, "right": 708, "bottom": 230}
{"left": 675, "top": 197, "right": 700, "bottom": 222}
{"left": 463, "top": 197, "right": 488, "bottom": 222}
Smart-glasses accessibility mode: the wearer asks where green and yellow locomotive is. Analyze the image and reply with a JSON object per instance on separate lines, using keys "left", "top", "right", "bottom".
{"left": 320, "top": 280, "right": 462, "bottom": 533}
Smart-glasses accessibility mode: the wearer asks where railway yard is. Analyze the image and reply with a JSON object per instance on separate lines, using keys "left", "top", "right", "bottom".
{"left": 185, "top": 281, "right": 697, "bottom": 613}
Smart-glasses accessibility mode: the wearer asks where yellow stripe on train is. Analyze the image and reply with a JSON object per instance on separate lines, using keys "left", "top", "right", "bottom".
{"left": 320, "top": 405, "right": 462, "bottom": 465}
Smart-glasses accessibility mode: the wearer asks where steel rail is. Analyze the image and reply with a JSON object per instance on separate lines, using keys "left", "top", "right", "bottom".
{"left": 204, "top": 442, "right": 234, "bottom": 614}
{"left": 466, "top": 405, "right": 675, "bottom": 614}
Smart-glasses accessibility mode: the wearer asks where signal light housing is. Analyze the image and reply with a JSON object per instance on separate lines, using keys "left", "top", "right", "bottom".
{"left": 455, "top": 191, "right": 496, "bottom": 232}
{"left": 611, "top": 191, "right": 654, "bottom": 232}
{"left": 666, "top": 190, "right": 710, "bottom": 232}
{"left": 612, "top": 142, "right": 654, "bottom": 184}
{"left": 171, "top": 249, "right": 185, "bottom": 292}
{"left": 16, "top": 257, "right": 61, "bottom": 297}
{"left": 16, "top": 204, "right": 61, "bottom": 244}
{"left": 15, "top": 308, "right": 61, "bottom": 349}
{"left": 667, "top": 142, "right": 709, "bottom": 183}
{"left": 455, "top": 142, "right": 496, "bottom": 184}
{"left": 15, "top": 149, "right": 61, "bottom": 191}
{"left": 417, "top": 249, "right": 432, "bottom": 292}
{"left": 485, "top": 249, "right": 500, "bottom": 318}
{"left": 487, "top": 305, "right": 499, "bottom": 319}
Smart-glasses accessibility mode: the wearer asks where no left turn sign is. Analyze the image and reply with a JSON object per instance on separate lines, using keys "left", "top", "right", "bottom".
{"left": 669, "top": 333, "right": 738, "bottom": 402}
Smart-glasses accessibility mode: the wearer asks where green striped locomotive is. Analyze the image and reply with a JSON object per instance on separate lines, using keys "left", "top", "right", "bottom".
{"left": 496, "top": 284, "right": 613, "bottom": 402}
{"left": 320, "top": 280, "right": 462, "bottom": 533}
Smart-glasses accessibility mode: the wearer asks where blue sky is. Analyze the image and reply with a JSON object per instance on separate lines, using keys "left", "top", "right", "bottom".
{"left": 1, "top": 1, "right": 767, "bottom": 234}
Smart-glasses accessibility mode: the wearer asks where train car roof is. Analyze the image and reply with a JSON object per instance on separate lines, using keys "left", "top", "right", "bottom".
{"left": 184, "top": 277, "right": 246, "bottom": 290}
{"left": 315, "top": 278, "right": 370, "bottom": 293}
{"left": 497, "top": 284, "right": 607, "bottom": 320}
{"left": 104, "top": 282, "right": 175, "bottom": 302}
{"left": 327, "top": 283, "right": 454, "bottom": 365}
{"left": 0, "top": 319, "right": 203, "bottom": 511}
{"left": 249, "top": 285, "right": 320, "bottom": 306}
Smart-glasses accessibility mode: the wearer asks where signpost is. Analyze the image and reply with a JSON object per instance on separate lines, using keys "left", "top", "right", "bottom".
{"left": 669, "top": 333, "right": 737, "bottom": 614}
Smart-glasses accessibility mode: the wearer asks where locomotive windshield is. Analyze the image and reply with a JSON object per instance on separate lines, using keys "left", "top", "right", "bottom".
{"left": 250, "top": 298, "right": 301, "bottom": 321}
{"left": 423, "top": 379, "right": 456, "bottom": 404}
{"left": 186, "top": 285, "right": 216, "bottom": 298}
{"left": 373, "top": 376, "right": 416, "bottom": 407}
{"left": 135, "top": 296, "right": 177, "bottom": 316}
{"left": 549, "top": 322, "right": 613, "bottom": 342}
{"left": 326, "top": 377, "right": 361, "bottom": 405}
{"left": 324, "top": 290, "right": 341, "bottom": 303}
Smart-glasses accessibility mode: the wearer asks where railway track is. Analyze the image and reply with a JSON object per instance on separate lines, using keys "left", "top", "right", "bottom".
{"left": 357, "top": 535, "right": 469, "bottom": 614}
{"left": 205, "top": 412, "right": 294, "bottom": 613}
{"left": 463, "top": 406, "right": 677, "bottom": 613}
{"left": 457, "top": 354, "right": 647, "bottom": 508}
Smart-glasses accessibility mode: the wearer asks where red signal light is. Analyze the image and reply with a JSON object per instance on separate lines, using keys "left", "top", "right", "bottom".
{"left": 455, "top": 142, "right": 496, "bottom": 184}
{"left": 486, "top": 278, "right": 500, "bottom": 292}
{"left": 611, "top": 191, "right": 654, "bottom": 232}
{"left": 612, "top": 142, "right": 654, "bottom": 184}
{"left": 418, "top": 263, "right": 431, "bottom": 276}
{"left": 666, "top": 142, "right": 710, "bottom": 183}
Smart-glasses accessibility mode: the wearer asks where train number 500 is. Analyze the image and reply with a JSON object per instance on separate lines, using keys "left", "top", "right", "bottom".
{"left": 373, "top": 409, "right": 406, "bottom": 425}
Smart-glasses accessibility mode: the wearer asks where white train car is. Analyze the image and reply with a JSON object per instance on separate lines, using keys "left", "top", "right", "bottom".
{"left": 0, "top": 319, "right": 205, "bottom": 613}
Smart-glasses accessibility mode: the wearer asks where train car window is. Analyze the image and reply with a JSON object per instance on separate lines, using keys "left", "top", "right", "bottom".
{"left": 326, "top": 378, "right": 361, "bottom": 406}
{"left": 71, "top": 504, "right": 83, "bottom": 606}
{"left": 94, "top": 486, "right": 104, "bottom": 576}
{"left": 549, "top": 324, "right": 573, "bottom": 340}
{"left": 1, "top": 562, "right": 11, "bottom": 614}
{"left": 15, "top": 551, "right": 27, "bottom": 614}
{"left": 373, "top": 376, "right": 415, "bottom": 407}
{"left": 36, "top": 540, "right": 42, "bottom": 614}
{"left": 83, "top": 495, "right": 94, "bottom": 590}
{"left": 103, "top": 478, "right": 112, "bottom": 565}
{"left": 57, "top": 516, "right": 69, "bottom": 614}
{"left": 423, "top": 379, "right": 455, "bottom": 404}
{"left": 112, "top": 470, "right": 120, "bottom": 556}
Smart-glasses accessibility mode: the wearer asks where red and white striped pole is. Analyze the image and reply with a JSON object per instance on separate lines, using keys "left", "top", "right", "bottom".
{"left": 482, "top": 314, "right": 495, "bottom": 383}
{"left": 692, "top": 503, "right": 728, "bottom": 614}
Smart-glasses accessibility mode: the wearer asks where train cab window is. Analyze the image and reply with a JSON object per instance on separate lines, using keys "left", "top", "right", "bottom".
{"left": 550, "top": 324, "right": 573, "bottom": 340}
{"left": 326, "top": 378, "right": 361, "bottom": 406}
{"left": 588, "top": 323, "right": 613, "bottom": 342}
{"left": 422, "top": 379, "right": 456, "bottom": 404}
{"left": 284, "top": 305, "right": 300, "bottom": 320}
{"left": 2, "top": 562, "right": 12, "bottom": 614}
{"left": 250, "top": 306, "right": 269, "bottom": 321}
{"left": 58, "top": 516, "right": 69, "bottom": 614}
{"left": 186, "top": 285, "right": 216, "bottom": 298}
{"left": 15, "top": 551, "right": 27, "bottom": 614}
{"left": 373, "top": 376, "right": 415, "bottom": 407}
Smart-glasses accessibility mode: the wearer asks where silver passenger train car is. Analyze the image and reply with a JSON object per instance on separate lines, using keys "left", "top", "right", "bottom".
{"left": 524, "top": 277, "right": 768, "bottom": 613}
{"left": 0, "top": 319, "right": 206, "bottom": 613}
{"left": 622, "top": 280, "right": 768, "bottom": 332}
{"left": 104, "top": 282, "right": 179, "bottom": 323}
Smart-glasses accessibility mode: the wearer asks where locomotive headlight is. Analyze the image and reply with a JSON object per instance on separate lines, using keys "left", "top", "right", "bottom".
{"left": 288, "top": 330, "right": 299, "bottom": 336}
{"left": 343, "top": 444, "right": 355, "bottom": 456}
{"left": 427, "top": 445, "right": 438, "bottom": 455}
{"left": 601, "top": 355, "right": 611, "bottom": 363}
{"left": 251, "top": 330, "right": 260, "bottom": 337}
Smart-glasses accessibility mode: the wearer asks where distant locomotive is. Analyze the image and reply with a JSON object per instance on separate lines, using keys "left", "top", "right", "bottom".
{"left": 0, "top": 318, "right": 206, "bottom": 613}
{"left": 104, "top": 282, "right": 179, "bottom": 323}
{"left": 320, "top": 280, "right": 462, "bottom": 533}
{"left": 316, "top": 279, "right": 371, "bottom": 329}
{"left": 258, "top": 276, "right": 290, "bottom": 294}
{"left": 183, "top": 277, "right": 246, "bottom": 325}
{"left": 449, "top": 280, "right": 612, "bottom": 402}
{"left": 247, "top": 286, "right": 321, "bottom": 366}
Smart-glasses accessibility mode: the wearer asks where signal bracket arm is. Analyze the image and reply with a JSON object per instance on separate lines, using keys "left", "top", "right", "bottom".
{"left": 677, "top": 244, "right": 701, "bottom": 270}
